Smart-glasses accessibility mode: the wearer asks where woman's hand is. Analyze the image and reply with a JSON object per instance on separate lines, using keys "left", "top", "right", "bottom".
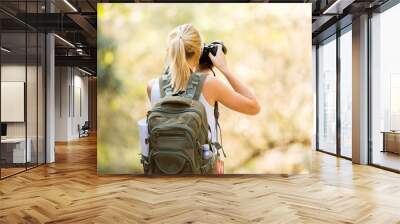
{"left": 203, "top": 44, "right": 260, "bottom": 115}
{"left": 208, "top": 45, "right": 230, "bottom": 75}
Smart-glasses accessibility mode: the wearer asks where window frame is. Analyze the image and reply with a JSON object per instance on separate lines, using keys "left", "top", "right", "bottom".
{"left": 0, "top": 0, "right": 48, "bottom": 180}
{"left": 316, "top": 23, "right": 352, "bottom": 160}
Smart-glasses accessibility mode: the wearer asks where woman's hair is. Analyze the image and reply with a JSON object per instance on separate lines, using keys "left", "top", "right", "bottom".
{"left": 167, "top": 24, "right": 202, "bottom": 92}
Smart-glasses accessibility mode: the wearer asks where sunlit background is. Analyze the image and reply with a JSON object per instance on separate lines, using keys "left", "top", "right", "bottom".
{"left": 98, "top": 3, "right": 312, "bottom": 174}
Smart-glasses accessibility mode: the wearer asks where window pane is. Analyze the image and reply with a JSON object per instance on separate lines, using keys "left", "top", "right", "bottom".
{"left": 340, "top": 28, "right": 352, "bottom": 158}
{"left": 1, "top": 30, "right": 27, "bottom": 177}
{"left": 27, "top": 30, "right": 38, "bottom": 169}
{"left": 0, "top": 1, "right": 46, "bottom": 178}
{"left": 371, "top": 3, "right": 400, "bottom": 171}
{"left": 318, "top": 36, "right": 337, "bottom": 154}
{"left": 390, "top": 75, "right": 400, "bottom": 130}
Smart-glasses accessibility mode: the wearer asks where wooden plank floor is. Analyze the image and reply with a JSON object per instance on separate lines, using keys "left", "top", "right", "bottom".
{"left": 1, "top": 135, "right": 400, "bottom": 224}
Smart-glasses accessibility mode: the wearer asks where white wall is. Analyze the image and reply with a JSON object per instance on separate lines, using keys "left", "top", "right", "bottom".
{"left": 54, "top": 67, "right": 89, "bottom": 141}
{"left": 72, "top": 73, "right": 89, "bottom": 138}
{"left": 1, "top": 65, "right": 26, "bottom": 132}
{"left": 1, "top": 65, "right": 37, "bottom": 138}
{"left": 55, "top": 67, "right": 70, "bottom": 141}
{"left": 1, "top": 63, "right": 46, "bottom": 164}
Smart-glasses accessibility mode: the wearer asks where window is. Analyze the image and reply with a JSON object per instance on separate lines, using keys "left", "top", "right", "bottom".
{"left": 0, "top": 1, "right": 46, "bottom": 179}
{"left": 339, "top": 27, "right": 352, "bottom": 158}
{"left": 371, "top": 3, "right": 400, "bottom": 171}
{"left": 317, "top": 35, "right": 337, "bottom": 154}
{"left": 1, "top": 29, "right": 28, "bottom": 178}
{"left": 390, "top": 74, "right": 400, "bottom": 131}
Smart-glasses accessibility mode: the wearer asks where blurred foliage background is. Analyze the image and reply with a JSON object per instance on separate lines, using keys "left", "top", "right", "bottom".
{"left": 98, "top": 3, "right": 312, "bottom": 174}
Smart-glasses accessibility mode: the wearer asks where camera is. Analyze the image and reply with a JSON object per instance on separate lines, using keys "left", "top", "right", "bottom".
{"left": 199, "top": 41, "right": 227, "bottom": 68}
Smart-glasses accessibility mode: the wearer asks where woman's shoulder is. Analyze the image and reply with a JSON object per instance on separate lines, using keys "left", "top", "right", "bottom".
{"left": 193, "top": 71, "right": 217, "bottom": 84}
{"left": 200, "top": 73, "right": 223, "bottom": 105}
{"left": 201, "top": 72, "right": 232, "bottom": 103}
{"left": 201, "top": 73, "right": 222, "bottom": 89}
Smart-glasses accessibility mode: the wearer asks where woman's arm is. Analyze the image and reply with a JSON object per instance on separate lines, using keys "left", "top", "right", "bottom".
{"left": 204, "top": 45, "right": 260, "bottom": 115}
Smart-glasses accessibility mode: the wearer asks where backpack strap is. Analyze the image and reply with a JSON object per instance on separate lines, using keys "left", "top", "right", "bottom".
{"left": 185, "top": 73, "right": 206, "bottom": 100}
{"left": 158, "top": 69, "right": 206, "bottom": 101}
{"left": 159, "top": 72, "right": 173, "bottom": 98}
{"left": 209, "top": 69, "right": 226, "bottom": 158}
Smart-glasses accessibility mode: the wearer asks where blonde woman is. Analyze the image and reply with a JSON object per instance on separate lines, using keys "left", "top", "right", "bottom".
{"left": 147, "top": 24, "right": 260, "bottom": 143}
{"left": 147, "top": 24, "right": 260, "bottom": 152}
{"left": 145, "top": 24, "right": 260, "bottom": 174}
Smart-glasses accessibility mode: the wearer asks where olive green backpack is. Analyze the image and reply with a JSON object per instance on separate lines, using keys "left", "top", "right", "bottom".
{"left": 142, "top": 72, "right": 220, "bottom": 175}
